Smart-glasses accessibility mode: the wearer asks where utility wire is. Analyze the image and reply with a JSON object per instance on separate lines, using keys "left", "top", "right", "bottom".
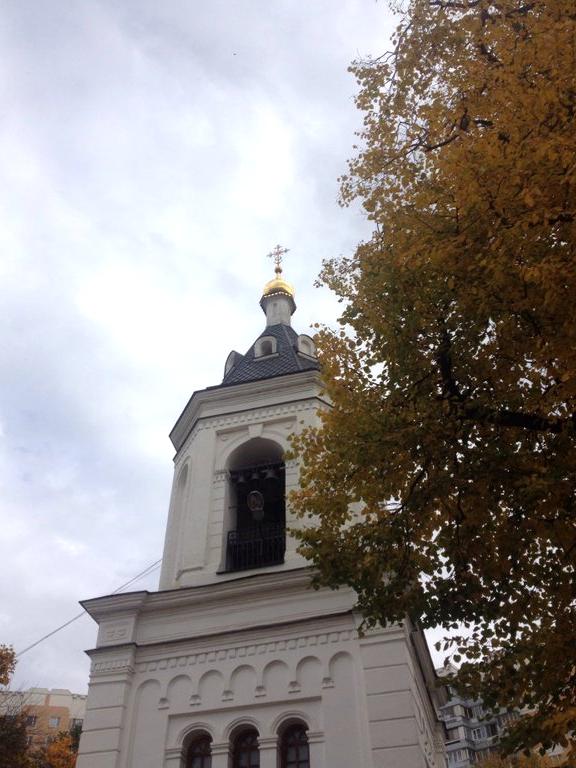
{"left": 16, "top": 558, "right": 162, "bottom": 658}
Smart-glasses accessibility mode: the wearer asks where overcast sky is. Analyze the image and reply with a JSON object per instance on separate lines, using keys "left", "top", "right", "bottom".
{"left": 0, "top": 1, "right": 405, "bottom": 693}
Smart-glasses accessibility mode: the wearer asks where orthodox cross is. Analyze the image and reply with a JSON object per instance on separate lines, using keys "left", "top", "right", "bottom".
{"left": 267, "top": 244, "right": 289, "bottom": 273}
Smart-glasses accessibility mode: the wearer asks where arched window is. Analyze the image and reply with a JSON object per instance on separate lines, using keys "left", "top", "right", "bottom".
{"left": 254, "top": 336, "right": 277, "bottom": 358}
{"left": 280, "top": 724, "right": 310, "bottom": 768}
{"left": 186, "top": 734, "right": 212, "bottom": 768}
{"left": 297, "top": 334, "right": 316, "bottom": 358}
{"left": 232, "top": 729, "right": 259, "bottom": 768}
{"left": 225, "top": 350, "right": 242, "bottom": 376}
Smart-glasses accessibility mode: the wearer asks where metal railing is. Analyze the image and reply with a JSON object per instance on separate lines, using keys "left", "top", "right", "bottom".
{"left": 226, "top": 523, "right": 286, "bottom": 572}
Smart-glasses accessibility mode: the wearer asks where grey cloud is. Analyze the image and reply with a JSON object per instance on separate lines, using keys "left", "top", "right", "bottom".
{"left": 0, "top": 0, "right": 394, "bottom": 691}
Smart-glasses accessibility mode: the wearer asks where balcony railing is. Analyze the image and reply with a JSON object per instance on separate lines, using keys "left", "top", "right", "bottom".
{"left": 226, "top": 523, "right": 286, "bottom": 572}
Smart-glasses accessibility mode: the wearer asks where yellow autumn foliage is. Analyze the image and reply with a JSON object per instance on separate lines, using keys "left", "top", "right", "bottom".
{"left": 0, "top": 645, "right": 15, "bottom": 688}
{"left": 40, "top": 734, "right": 77, "bottom": 768}
{"left": 291, "top": 0, "right": 576, "bottom": 758}
{"left": 476, "top": 755, "right": 558, "bottom": 768}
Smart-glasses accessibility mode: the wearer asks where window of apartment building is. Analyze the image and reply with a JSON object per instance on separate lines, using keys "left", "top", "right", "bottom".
{"left": 472, "top": 724, "right": 499, "bottom": 740}
{"left": 446, "top": 727, "right": 460, "bottom": 741}
{"left": 476, "top": 747, "right": 498, "bottom": 761}
{"left": 452, "top": 704, "right": 474, "bottom": 719}
{"left": 448, "top": 749, "right": 470, "bottom": 764}
{"left": 70, "top": 718, "right": 83, "bottom": 730}
{"left": 472, "top": 705, "right": 484, "bottom": 718}
{"left": 48, "top": 717, "right": 60, "bottom": 728}
{"left": 25, "top": 715, "right": 37, "bottom": 727}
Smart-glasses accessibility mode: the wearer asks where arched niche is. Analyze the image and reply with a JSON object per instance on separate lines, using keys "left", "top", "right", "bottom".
{"left": 176, "top": 463, "right": 189, "bottom": 502}
{"left": 169, "top": 460, "right": 190, "bottom": 526}
{"left": 224, "top": 438, "right": 286, "bottom": 572}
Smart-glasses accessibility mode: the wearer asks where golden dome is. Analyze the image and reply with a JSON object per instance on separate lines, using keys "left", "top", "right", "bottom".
{"left": 260, "top": 244, "right": 296, "bottom": 314}
{"left": 262, "top": 273, "right": 295, "bottom": 298}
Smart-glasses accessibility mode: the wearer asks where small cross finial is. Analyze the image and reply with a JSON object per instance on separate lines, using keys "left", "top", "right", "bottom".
{"left": 267, "top": 244, "right": 289, "bottom": 274}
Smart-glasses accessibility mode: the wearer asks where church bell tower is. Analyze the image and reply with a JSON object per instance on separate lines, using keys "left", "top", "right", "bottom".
{"left": 159, "top": 246, "right": 322, "bottom": 592}
{"left": 76, "top": 249, "right": 446, "bottom": 768}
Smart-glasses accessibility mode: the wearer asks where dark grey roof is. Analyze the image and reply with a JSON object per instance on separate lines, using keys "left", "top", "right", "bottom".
{"left": 221, "top": 324, "right": 320, "bottom": 386}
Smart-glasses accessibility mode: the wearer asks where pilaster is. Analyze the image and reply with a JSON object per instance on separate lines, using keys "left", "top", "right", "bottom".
{"left": 258, "top": 735, "right": 279, "bottom": 768}
{"left": 210, "top": 741, "right": 230, "bottom": 768}
{"left": 76, "top": 647, "right": 136, "bottom": 768}
{"left": 308, "top": 731, "right": 326, "bottom": 767}
{"left": 164, "top": 747, "right": 182, "bottom": 767}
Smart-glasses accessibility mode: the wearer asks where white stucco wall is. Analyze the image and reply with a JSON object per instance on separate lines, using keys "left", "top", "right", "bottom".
{"left": 77, "top": 369, "right": 445, "bottom": 768}
{"left": 159, "top": 371, "right": 326, "bottom": 590}
{"left": 77, "top": 572, "right": 445, "bottom": 768}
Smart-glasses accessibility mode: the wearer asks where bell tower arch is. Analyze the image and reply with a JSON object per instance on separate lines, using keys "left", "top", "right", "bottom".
{"left": 224, "top": 437, "right": 286, "bottom": 572}
{"left": 158, "top": 255, "right": 324, "bottom": 590}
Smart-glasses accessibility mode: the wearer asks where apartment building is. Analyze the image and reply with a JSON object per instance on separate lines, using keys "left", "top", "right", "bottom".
{"left": 0, "top": 687, "right": 87, "bottom": 749}
{"left": 439, "top": 693, "right": 519, "bottom": 766}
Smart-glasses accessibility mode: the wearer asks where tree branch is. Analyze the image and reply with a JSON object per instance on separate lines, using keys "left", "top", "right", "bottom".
{"left": 460, "top": 403, "right": 572, "bottom": 433}
{"left": 435, "top": 325, "right": 574, "bottom": 433}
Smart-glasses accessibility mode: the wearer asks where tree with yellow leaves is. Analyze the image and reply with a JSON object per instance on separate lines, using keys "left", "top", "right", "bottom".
{"left": 38, "top": 733, "right": 77, "bottom": 768}
{"left": 0, "top": 645, "right": 15, "bottom": 687}
{"left": 0, "top": 645, "right": 30, "bottom": 768}
{"left": 475, "top": 755, "right": 556, "bottom": 768}
{"left": 291, "top": 0, "right": 576, "bottom": 758}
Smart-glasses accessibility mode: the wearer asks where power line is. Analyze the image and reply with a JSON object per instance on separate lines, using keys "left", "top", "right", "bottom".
{"left": 16, "top": 558, "right": 162, "bottom": 658}
{"left": 110, "top": 559, "right": 162, "bottom": 595}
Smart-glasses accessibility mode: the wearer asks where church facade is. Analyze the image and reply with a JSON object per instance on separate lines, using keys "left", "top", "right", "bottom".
{"left": 76, "top": 255, "right": 446, "bottom": 768}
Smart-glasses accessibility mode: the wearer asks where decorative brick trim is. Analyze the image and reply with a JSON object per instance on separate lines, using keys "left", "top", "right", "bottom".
{"left": 177, "top": 401, "right": 318, "bottom": 458}
{"left": 91, "top": 658, "right": 134, "bottom": 676}
{"left": 136, "top": 629, "right": 353, "bottom": 674}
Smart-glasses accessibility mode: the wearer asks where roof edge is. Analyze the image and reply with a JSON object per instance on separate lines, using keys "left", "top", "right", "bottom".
{"left": 169, "top": 368, "right": 324, "bottom": 452}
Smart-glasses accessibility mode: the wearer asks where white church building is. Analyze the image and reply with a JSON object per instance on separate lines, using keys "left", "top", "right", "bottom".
{"left": 76, "top": 254, "right": 447, "bottom": 768}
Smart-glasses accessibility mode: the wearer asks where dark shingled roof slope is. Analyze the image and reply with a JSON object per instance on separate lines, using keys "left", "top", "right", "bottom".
{"left": 221, "top": 324, "right": 320, "bottom": 386}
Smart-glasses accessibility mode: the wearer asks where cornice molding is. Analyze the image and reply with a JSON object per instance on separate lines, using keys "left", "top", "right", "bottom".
{"left": 143, "top": 567, "right": 319, "bottom": 614}
{"left": 81, "top": 591, "right": 148, "bottom": 622}
{"left": 176, "top": 399, "right": 321, "bottom": 465}
{"left": 170, "top": 370, "right": 325, "bottom": 452}
{"left": 81, "top": 568, "right": 335, "bottom": 623}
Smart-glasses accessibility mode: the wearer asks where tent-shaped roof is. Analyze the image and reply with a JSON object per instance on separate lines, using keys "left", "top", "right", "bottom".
{"left": 221, "top": 324, "right": 319, "bottom": 386}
